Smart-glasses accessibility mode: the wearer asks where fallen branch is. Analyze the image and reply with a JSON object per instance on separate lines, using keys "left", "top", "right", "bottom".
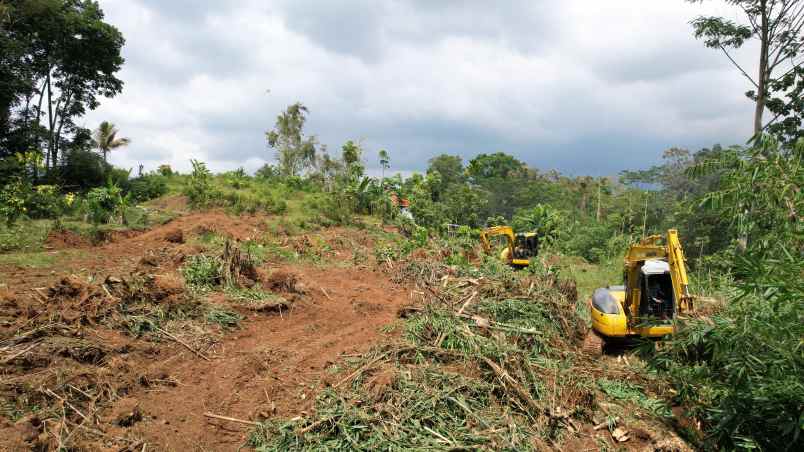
{"left": 203, "top": 412, "right": 259, "bottom": 426}
{"left": 41, "top": 388, "right": 90, "bottom": 423}
{"left": 403, "top": 305, "right": 542, "bottom": 335}
{"left": 320, "top": 287, "right": 332, "bottom": 300}
{"left": 297, "top": 416, "right": 338, "bottom": 434}
{"left": 333, "top": 352, "right": 390, "bottom": 388}
{"left": 156, "top": 327, "right": 210, "bottom": 361}
{"left": 482, "top": 357, "right": 541, "bottom": 415}
{"left": 0, "top": 341, "right": 40, "bottom": 365}
{"left": 456, "top": 291, "right": 477, "bottom": 316}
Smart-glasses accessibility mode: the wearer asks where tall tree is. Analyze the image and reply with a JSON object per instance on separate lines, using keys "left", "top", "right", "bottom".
{"left": 93, "top": 121, "right": 129, "bottom": 161}
{"left": 378, "top": 149, "right": 390, "bottom": 182}
{"left": 687, "top": 0, "right": 804, "bottom": 138}
{"left": 0, "top": 0, "right": 125, "bottom": 167}
{"left": 266, "top": 102, "right": 318, "bottom": 177}
{"left": 426, "top": 154, "right": 465, "bottom": 202}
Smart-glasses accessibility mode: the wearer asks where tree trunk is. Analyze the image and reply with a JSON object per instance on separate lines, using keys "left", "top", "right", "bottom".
{"left": 753, "top": 0, "right": 770, "bottom": 137}
{"left": 596, "top": 182, "right": 602, "bottom": 222}
{"left": 46, "top": 71, "right": 53, "bottom": 169}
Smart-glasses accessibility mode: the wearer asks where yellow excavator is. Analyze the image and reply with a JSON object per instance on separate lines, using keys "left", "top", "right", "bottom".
{"left": 479, "top": 226, "right": 539, "bottom": 268}
{"left": 585, "top": 229, "right": 694, "bottom": 354}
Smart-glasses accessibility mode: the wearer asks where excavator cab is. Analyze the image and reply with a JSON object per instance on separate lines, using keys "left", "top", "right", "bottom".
{"left": 512, "top": 233, "right": 539, "bottom": 260}
{"left": 479, "top": 226, "right": 539, "bottom": 268}
{"left": 586, "top": 229, "right": 694, "bottom": 353}
{"left": 637, "top": 260, "right": 675, "bottom": 321}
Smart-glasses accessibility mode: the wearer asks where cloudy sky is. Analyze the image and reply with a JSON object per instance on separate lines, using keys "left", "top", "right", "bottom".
{"left": 83, "top": 0, "right": 756, "bottom": 177}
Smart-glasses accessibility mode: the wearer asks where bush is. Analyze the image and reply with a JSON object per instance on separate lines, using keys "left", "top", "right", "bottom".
{"left": 127, "top": 174, "right": 168, "bottom": 203}
{"left": 223, "top": 167, "right": 249, "bottom": 189}
{"left": 0, "top": 179, "right": 30, "bottom": 225}
{"left": 107, "top": 167, "right": 132, "bottom": 191}
{"left": 302, "top": 192, "right": 352, "bottom": 226}
{"left": 56, "top": 148, "right": 110, "bottom": 192}
{"left": 25, "top": 185, "right": 64, "bottom": 219}
{"left": 511, "top": 204, "right": 564, "bottom": 245}
{"left": 221, "top": 189, "right": 287, "bottom": 215}
{"left": 86, "top": 183, "right": 126, "bottom": 225}
{"left": 184, "top": 160, "right": 213, "bottom": 208}
{"left": 255, "top": 163, "right": 280, "bottom": 180}
{"left": 558, "top": 221, "right": 621, "bottom": 263}
{"left": 157, "top": 164, "right": 173, "bottom": 176}
{"left": 653, "top": 244, "right": 803, "bottom": 450}
{"left": 181, "top": 254, "right": 222, "bottom": 290}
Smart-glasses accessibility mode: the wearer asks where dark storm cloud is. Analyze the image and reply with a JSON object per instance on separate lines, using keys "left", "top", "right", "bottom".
{"left": 90, "top": 0, "right": 753, "bottom": 175}
{"left": 120, "top": 0, "right": 260, "bottom": 85}
{"left": 275, "top": 0, "right": 559, "bottom": 62}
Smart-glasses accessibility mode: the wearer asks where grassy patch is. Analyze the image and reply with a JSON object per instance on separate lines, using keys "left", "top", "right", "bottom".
{"left": 181, "top": 254, "right": 222, "bottom": 291}
{"left": 205, "top": 307, "right": 243, "bottom": 329}
{"left": 0, "top": 249, "right": 84, "bottom": 268}
{"left": 556, "top": 255, "right": 622, "bottom": 302}
{"left": 0, "top": 219, "right": 52, "bottom": 252}
{"left": 597, "top": 378, "right": 671, "bottom": 418}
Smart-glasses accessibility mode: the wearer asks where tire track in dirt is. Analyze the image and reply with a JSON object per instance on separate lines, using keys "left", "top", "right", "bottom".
{"left": 110, "top": 265, "right": 410, "bottom": 450}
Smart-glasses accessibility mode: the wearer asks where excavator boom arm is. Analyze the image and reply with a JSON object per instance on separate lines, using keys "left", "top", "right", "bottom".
{"left": 666, "top": 229, "right": 692, "bottom": 310}
{"left": 479, "top": 226, "right": 515, "bottom": 256}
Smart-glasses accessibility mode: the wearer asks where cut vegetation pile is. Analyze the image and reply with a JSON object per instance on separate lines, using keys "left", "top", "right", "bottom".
{"left": 249, "top": 250, "right": 690, "bottom": 451}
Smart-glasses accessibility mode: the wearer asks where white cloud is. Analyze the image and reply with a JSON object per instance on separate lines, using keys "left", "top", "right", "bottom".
{"left": 85, "top": 0, "right": 756, "bottom": 176}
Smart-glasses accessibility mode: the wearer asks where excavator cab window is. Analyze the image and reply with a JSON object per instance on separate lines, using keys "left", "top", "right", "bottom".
{"left": 513, "top": 234, "right": 538, "bottom": 259}
{"left": 638, "top": 272, "right": 675, "bottom": 320}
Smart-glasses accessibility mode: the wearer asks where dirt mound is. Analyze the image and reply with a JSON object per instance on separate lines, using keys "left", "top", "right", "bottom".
{"left": 45, "top": 229, "right": 90, "bottom": 249}
{"left": 1, "top": 210, "right": 417, "bottom": 450}
{"left": 144, "top": 194, "right": 188, "bottom": 212}
{"left": 43, "top": 275, "right": 117, "bottom": 326}
{"left": 264, "top": 269, "right": 302, "bottom": 293}
{"left": 143, "top": 274, "right": 185, "bottom": 303}
{"left": 136, "top": 246, "right": 188, "bottom": 270}
{"left": 164, "top": 229, "right": 184, "bottom": 243}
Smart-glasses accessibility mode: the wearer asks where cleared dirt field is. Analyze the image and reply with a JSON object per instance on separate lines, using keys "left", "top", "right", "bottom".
{"left": 0, "top": 210, "right": 412, "bottom": 450}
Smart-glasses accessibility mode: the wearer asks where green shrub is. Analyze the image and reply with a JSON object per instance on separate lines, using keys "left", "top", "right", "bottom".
{"left": 205, "top": 307, "right": 242, "bottom": 329}
{"left": 511, "top": 204, "right": 564, "bottom": 245}
{"left": 56, "top": 148, "right": 110, "bottom": 192}
{"left": 302, "top": 193, "right": 352, "bottom": 226}
{"left": 128, "top": 174, "right": 168, "bottom": 202}
{"left": 25, "top": 185, "right": 64, "bottom": 219}
{"left": 653, "top": 244, "right": 803, "bottom": 450}
{"left": 184, "top": 160, "right": 213, "bottom": 208}
{"left": 157, "top": 164, "right": 173, "bottom": 176}
{"left": 86, "top": 184, "right": 126, "bottom": 225}
{"left": 181, "top": 254, "right": 222, "bottom": 290}
{"left": 255, "top": 164, "right": 280, "bottom": 180}
{"left": 223, "top": 167, "right": 249, "bottom": 189}
{"left": 107, "top": 167, "right": 132, "bottom": 191}
{"left": 0, "top": 179, "right": 30, "bottom": 225}
{"left": 558, "top": 221, "right": 624, "bottom": 263}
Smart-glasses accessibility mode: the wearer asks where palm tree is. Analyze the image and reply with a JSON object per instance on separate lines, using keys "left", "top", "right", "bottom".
{"left": 93, "top": 121, "right": 131, "bottom": 162}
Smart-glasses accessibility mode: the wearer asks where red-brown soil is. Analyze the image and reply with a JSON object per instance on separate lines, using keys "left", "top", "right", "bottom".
{"left": 115, "top": 264, "right": 408, "bottom": 450}
{"left": 0, "top": 210, "right": 411, "bottom": 450}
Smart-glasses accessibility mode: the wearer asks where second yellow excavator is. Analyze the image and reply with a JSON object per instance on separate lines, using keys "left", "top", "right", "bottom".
{"left": 479, "top": 226, "right": 539, "bottom": 268}
{"left": 585, "top": 229, "right": 695, "bottom": 354}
